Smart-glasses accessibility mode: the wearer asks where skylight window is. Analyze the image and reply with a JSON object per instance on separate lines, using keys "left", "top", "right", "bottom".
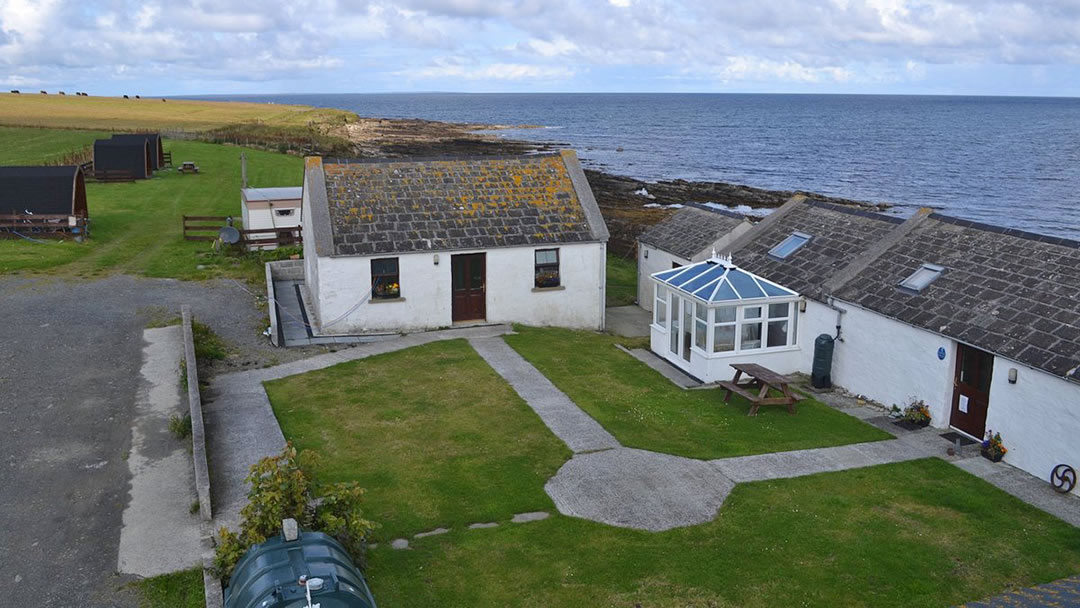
{"left": 768, "top": 232, "right": 811, "bottom": 260}
{"left": 899, "top": 263, "right": 944, "bottom": 293}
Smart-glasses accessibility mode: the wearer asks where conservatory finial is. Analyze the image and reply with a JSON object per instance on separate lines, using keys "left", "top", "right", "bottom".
{"left": 715, "top": 251, "right": 735, "bottom": 269}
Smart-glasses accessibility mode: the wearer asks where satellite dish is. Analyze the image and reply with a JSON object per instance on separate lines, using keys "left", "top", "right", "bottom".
{"left": 219, "top": 226, "right": 241, "bottom": 244}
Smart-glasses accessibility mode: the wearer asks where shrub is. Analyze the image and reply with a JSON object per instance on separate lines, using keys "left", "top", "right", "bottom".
{"left": 209, "top": 443, "right": 376, "bottom": 582}
{"left": 169, "top": 412, "right": 192, "bottom": 439}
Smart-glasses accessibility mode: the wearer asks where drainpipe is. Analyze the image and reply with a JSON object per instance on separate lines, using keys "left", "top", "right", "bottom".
{"left": 825, "top": 296, "right": 846, "bottom": 342}
{"left": 599, "top": 242, "right": 607, "bottom": 330}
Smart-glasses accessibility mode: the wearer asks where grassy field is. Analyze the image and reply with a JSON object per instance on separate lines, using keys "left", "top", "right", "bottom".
{"left": 605, "top": 253, "right": 638, "bottom": 307}
{"left": 0, "top": 93, "right": 354, "bottom": 131}
{"left": 367, "top": 458, "right": 1080, "bottom": 607}
{"left": 265, "top": 339, "right": 572, "bottom": 540}
{"left": 0, "top": 136, "right": 304, "bottom": 279}
{"left": 505, "top": 326, "right": 892, "bottom": 459}
{"left": 131, "top": 568, "right": 204, "bottom": 608}
{"left": 0, "top": 126, "right": 109, "bottom": 165}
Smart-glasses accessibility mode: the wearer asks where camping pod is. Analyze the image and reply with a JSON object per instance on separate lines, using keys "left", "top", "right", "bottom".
{"left": 94, "top": 138, "right": 152, "bottom": 179}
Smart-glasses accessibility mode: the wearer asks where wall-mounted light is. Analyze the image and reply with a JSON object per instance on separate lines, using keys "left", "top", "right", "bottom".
{"left": 1008, "top": 368, "right": 1017, "bottom": 384}
{"left": 799, "top": 299, "right": 807, "bottom": 313}
{"left": 644, "top": 249, "right": 649, "bottom": 259}
{"left": 433, "top": 254, "right": 439, "bottom": 265}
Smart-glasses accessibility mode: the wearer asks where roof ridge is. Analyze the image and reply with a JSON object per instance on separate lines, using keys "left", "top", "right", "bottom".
{"left": 805, "top": 198, "right": 904, "bottom": 224}
{"left": 822, "top": 207, "right": 934, "bottom": 295}
{"left": 323, "top": 152, "right": 562, "bottom": 165}
{"left": 725, "top": 194, "right": 806, "bottom": 256}
{"left": 684, "top": 202, "right": 746, "bottom": 220}
{"left": 928, "top": 212, "right": 1080, "bottom": 249}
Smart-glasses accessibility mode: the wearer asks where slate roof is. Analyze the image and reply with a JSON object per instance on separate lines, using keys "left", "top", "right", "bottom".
{"left": 0, "top": 166, "right": 86, "bottom": 216}
{"left": 309, "top": 151, "right": 608, "bottom": 257}
{"left": 94, "top": 139, "right": 151, "bottom": 179}
{"left": 110, "top": 133, "right": 163, "bottom": 169}
{"left": 638, "top": 204, "right": 748, "bottom": 259}
{"left": 833, "top": 213, "right": 1080, "bottom": 383}
{"left": 728, "top": 198, "right": 903, "bottom": 298}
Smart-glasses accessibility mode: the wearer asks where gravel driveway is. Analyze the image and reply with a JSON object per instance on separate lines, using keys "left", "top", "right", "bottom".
{"left": 0, "top": 275, "right": 324, "bottom": 607}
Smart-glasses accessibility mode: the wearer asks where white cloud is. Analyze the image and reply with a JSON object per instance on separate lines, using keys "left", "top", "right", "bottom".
{"left": 410, "top": 59, "right": 574, "bottom": 80}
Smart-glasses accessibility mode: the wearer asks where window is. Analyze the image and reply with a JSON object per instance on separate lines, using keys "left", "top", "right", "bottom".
{"left": 274, "top": 208, "right": 295, "bottom": 217}
{"left": 768, "top": 232, "right": 811, "bottom": 260}
{"left": 535, "top": 249, "right": 560, "bottom": 288}
{"left": 712, "top": 305, "right": 736, "bottom": 352}
{"left": 739, "top": 306, "right": 764, "bottom": 350}
{"left": 767, "top": 302, "right": 790, "bottom": 347}
{"left": 899, "top": 263, "right": 944, "bottom": 293}
{"left": 694, "top": 302, "right": 707, "bottom": 350}
{"left": 371, "top": 258, "right": 400, "bottom": 299}
{"left": 654, "top": 285, "right": 668, "bottom": 329}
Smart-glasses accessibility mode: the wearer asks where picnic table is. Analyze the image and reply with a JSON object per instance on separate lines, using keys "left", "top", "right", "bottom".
{"left": 178, "top": 161, "right": 200, "bottom": 174}
{"left": 717, "top": 362, "right": 800, "bottom": 416}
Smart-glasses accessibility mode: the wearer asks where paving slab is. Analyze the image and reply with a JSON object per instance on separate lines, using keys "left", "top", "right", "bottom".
{"left": 511, "top": 512, "right": 550, "bottom": 523}
{"left": 960, "top": 574, "right": 1080, "bottom": 607}
{"left": 711, "top": 439, "right": 935, "bottom": 483}
{"left": 469, "top": 337, "right": 621, "bottom": 453}
{"left": 546, "top": 448, "right": 735, "bottom": 531}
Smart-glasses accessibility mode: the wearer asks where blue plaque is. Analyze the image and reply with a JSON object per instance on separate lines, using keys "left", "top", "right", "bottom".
{"left": 937, "top": 347, "right": 946, "bottom": 360}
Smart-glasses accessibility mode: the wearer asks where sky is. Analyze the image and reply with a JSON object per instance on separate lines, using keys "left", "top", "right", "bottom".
{"left": 1, "top": 0, "right": 1079, "bottom": 97}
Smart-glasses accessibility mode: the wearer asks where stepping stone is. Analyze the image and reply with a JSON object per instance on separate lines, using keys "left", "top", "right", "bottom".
{"left": 414, "top": 527, "right": 450, "bottom": 538}
{"left": 390, "top": 538, "right": 409, "bottom": 550}
{"left": 511, "top": 511, "right": 549, "bottom": 523}
{"left": 468, "top": 522, "right": 498, "bottom": 529}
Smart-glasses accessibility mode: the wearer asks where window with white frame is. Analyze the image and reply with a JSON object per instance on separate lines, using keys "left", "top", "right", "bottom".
{"left": 712, "top": 305, "right": 736, "bottom": 352}
{"left": 694, "top": 302, "right": 707, "bottom": 350}
{"left": 766, "top": 302, "right": 791, "bottom": 347}
{"left": 654, "top": 285, "right": 668, "bottom": 329}
{"left": 739, "top": 306, "right": 764, "bottom": 350}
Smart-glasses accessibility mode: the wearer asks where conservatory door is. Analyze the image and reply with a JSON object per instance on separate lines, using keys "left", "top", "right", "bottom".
{"left": 669, "top": 295, "right": 682, "bottom": 357}
{"left": 668, "top": 295, "right": 691, "bottom": 364}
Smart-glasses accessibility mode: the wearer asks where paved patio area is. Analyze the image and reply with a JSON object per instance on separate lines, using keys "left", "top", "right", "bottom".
{"left": 604, "top": 304, "right": 651, "bottom": 338}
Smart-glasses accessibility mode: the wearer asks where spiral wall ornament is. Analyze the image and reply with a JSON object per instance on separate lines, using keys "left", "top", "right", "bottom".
{"left": 1050, "top": 464, "right": 1076, "bottom": 494}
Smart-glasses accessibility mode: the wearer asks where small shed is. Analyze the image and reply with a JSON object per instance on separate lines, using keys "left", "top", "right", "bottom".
{"left": 94, "top": 138, "right": 151, "bottom": 179}
{"left": 0, "top": 165, "right": 89, "bottom": 236}
{"left": 110, "top": 133, "right": 164, "bottom": 170}
{"left": 241, "top": 186, "right": 303, "bottom": 250}
{"left": 650, "top": 254, "right": 801, "bottom": 382}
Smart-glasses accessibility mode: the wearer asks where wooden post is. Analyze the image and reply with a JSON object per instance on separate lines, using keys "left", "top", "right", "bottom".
{"left": 240, "top": 151, "right": 247, "bottom": 189}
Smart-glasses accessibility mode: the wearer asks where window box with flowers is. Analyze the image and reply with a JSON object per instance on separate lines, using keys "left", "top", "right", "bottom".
{"left": 534, "top": 249, "right": 561, "bottom": 289}
{"left": 371, "top": 257, "right": 401, "bottom": 300}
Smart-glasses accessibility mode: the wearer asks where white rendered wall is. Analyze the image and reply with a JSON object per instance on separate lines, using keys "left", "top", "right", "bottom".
{"left": 984, "top": 361, "right": 1080, "bottom": 495}
{"left": 243, "top": 201, "right": 301, "bottom": 232}
{"left": 637, "top": 245, "right": 690, "bottom": 312}
{"left": 313, "top": 242, "right": 605, "bottom": 334}
{"left": 803, "top": 300, "right": 956, "bottom": 422}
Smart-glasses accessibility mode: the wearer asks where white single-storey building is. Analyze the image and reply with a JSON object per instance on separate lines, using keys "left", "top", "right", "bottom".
{"left": 241, "top": 187, "right": 303, "bottom": 250}
{"left": 637, "top": 204, "right": 752, "bottom": 311}
{"left": 300, "top": 151, "right": 609, "bottom": 334}
{"left": 664, "top": 195, "right": 1080, "bottom": 494}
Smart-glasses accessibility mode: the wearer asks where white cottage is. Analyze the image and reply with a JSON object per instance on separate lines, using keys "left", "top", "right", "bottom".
{"left": 699, "top": 195, "right": 1080, "bottom": 494}
{"left": 241, "top": 186, "right": 303, "bottom": 250}
{"left": 637, "top": 204, "right": 753, "bottom": 311}
{"left": 300, "top": 152, "right": 609, "bottom": 334}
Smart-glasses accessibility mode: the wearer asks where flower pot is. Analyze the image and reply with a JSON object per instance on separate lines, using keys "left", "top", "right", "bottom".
{"left": 981, "top": 449, "right": 1003, "bottom": 463}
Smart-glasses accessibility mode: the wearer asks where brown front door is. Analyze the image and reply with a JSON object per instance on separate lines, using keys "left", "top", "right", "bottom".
{"left": 950, "top": 343, "right": 994, "bottom": 438}
{"left": 452, "top": 253, "right": 486, "bottom": 322}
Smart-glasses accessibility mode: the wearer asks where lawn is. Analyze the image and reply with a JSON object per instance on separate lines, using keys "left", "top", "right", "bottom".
{"left": 0, "top": 137, "right": 304, "bottom": 279}
{"left": 605, "top": 252, "right": 638, "bottom": 307}
{"left": 0, "top": 125, "right": 108, "bottom": 165}
{"left": 0, "top": 92, "right": 353, "bottom": 131}
{"left": 367, "top": 458, "right": 1080, "bottom": 607}
{"left": 264, "top": 339, "right": 572, "bottom": 540}
{"left": 131, "top": 568, "right": 204, "bottom": 608}
{"left": 505, "top": 326, "right": 892, "bottom": 459}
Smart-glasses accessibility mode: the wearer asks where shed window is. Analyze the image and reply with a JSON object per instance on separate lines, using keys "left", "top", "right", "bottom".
{"left": 899, "top": 263, "right": 944, "bottom": 293}
{"left": 371, "top": 258, "right": 400, "bottom": 299}
{"left": 274, "top": 208, "right": 294, "bottom": 217}
{"left": 535, "top": 249, "right": 560, "bottom": 288}
{"left": 768, "top": 232, "right": 811, "bottom": 260}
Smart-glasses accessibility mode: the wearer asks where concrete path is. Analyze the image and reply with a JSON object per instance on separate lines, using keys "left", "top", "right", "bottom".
{"left": 117, "top": 327, "right": 203, "bottom": 577}
{"left": 711, "top": 437, "right": 934, "bottom": 483}
{"left": 961, "top": 574, "right": 1080, "bottom": 607}
{"left": 205, "top": 324, "right": 513, "bottom": 531}
{"left": 955, "top": 456, "right": 1080, "bottom": 528}
{"left": 605, "top": 305, "right": 651, "bottom": 338}
{"left": 469, "top": 337, "right": 620, "bottom": 453}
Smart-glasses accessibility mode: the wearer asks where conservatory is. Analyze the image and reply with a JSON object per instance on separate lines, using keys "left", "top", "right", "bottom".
{"left": 650, "top": 254, "right": 803, "bottom": 382}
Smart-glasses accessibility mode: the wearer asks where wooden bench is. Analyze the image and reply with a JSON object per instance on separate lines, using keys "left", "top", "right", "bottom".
{"left": 718, "top": 362, "right": 800, "bottom": 416}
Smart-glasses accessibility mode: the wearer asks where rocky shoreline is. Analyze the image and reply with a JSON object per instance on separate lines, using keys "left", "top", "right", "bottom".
{"left": 326, "top": 116, "right": 888, "bottom": 257}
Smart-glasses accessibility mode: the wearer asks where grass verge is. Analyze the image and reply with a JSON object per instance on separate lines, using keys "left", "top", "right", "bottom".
{"left": 605, "top": 253, "right": 638, "bottom": 307}
{"left": 265, "top": 339, "right": 572, "bottom": 540}
{"left": 131, "top": 568, "right": 204, "bottom": 608}
{"left": 505, "top": 326, "right": 892, "bottom": 459}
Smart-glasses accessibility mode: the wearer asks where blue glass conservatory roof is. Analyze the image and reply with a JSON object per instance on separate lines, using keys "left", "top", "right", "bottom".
{"left": 652, "top": 258, "right": 798, "bottom": 303}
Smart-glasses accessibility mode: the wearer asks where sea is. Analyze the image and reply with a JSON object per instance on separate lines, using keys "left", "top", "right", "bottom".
{"left": 184, "top": 93, "right": 1080, "bottom": 239}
